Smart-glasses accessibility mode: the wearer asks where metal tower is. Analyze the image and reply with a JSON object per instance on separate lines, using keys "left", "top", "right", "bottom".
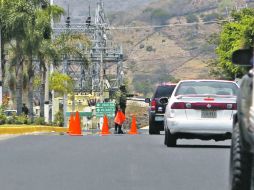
{"left": 52, "top": 0, "right": 124, "bottom": 98}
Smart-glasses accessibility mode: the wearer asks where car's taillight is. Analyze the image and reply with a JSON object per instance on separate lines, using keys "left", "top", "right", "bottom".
{"left": 151, "top": 99, "right": 156, "bottom": 111}
{"left": 171, "top": 102, "right": 237, "bottom": 110}
{"left": 171, "top": 102, "right": 186, "bottom": 109}
{"left": 203, "top": 98, "right": 214, "bottom": 101}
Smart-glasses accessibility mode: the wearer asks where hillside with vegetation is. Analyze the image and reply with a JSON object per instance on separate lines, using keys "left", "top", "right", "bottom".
{"left": 55, "top": 0, "right": 254, "bottom": 96}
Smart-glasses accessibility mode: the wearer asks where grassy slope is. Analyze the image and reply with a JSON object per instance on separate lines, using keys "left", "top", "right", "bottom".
{"left": 54, "top": 0, "right": 251, "bottom": 95}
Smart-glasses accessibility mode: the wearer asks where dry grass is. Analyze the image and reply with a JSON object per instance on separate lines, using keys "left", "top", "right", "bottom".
{"left": 171, "top": 59, "right": 211, "bottom": 80}
{"left": 125, "top": 102, "right": 148, "bottom": 128}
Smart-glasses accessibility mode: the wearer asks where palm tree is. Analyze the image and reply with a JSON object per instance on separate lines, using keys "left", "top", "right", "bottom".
{"left": 0, "top": 0, "right": 64, "bottom": 117}
{"left": 0, "top": 0, "right": 38, "bottom": 115}
{"left": 0, "top": 0, "right": 91, "bottom": 123}
{"left": 24, "top": 1, "right": 63, "bottom": 120}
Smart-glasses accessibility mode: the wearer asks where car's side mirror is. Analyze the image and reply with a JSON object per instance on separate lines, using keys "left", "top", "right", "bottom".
{"left": 159, "top": 97, "right": 168, "bottom": 105}
{"left": 145, "top": 98, "right": 150, "bottom": 103}
{"left": 232, "top": 49, "right": 253, "bottom": 66}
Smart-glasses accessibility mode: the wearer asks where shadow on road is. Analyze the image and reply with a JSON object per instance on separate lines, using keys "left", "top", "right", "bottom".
{"left": 175, "top": 144, "right": 230, "bottom": 149}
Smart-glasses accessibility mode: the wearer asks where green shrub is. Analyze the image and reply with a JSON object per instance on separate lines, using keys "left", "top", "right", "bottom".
{"left": 6, "top": 117, "right": 14, "bottom": 124}
{"left": 203, "top": 13, "right": 220, "bottom": 22}
{"left": 0, "top": 114, "right": 6, "bottom": 125}
{"left": 146, "top": 46, "right": 154, "bottom": 52}
{"left": 14, "top": 114, "right": 28, "bottom": 124}
{"left": 54, "top": 111, "right": 64, "bottom": 127}
{"left": 151, "top": 8, "right": 171, "bottom": 24}
{"left": 186, "top": 14, "right": 199, "bottom": 23}
{"left": 26, "top": 119, "right": 33, "bottom": 125}
{"left": 34, "top": 117, "right": 45, "bottom": 125}
{"left": 139, "top": 44, "right": 145, "bottom": 49}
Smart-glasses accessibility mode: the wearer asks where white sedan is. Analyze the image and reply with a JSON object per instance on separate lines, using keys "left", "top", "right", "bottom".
{"left": 163, "top": 80, "right": 239, "bottom": 147}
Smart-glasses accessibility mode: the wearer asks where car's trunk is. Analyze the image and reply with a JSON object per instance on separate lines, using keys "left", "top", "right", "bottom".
{"left": 176, "top": 96, "right": 237, "bottom": 120}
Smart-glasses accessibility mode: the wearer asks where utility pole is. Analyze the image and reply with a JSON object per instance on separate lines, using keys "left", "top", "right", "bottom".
{"left": 94, "top": 1, "right": 108, "bottom": 101}
{"left": 0, "top": 0, "right": 3, "bottom": 106}
{"left": 63, "top": 5, "right": 70, "bottom": 128}
{"left": 46, "top": 0, "right": 54, "bottom": 123}
{"left": 0, "top": 24, "right": 2, "bottom": 106}
{"left": 63, "top": 56, "right": 68, "bottom": 127}
{"left": 100, "top": 48, "right": 104, "bottom": 101}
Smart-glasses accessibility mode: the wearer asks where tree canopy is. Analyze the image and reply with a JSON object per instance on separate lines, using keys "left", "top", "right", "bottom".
{"left": 49, "top": 72, "right": 74, "bottom": 96}
{"left": 212, "top": 8, "right": 254, "bottom": 79}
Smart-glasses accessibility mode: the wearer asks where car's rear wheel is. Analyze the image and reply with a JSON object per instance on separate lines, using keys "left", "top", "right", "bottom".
{"left": 164, "top": 128, "right": 167, "bottom": 145}
{"left": 230, "top": 122, "right": 252, "bottom": 190}
{"left": 165, "top": 128, "right": 176, "bottom": 147}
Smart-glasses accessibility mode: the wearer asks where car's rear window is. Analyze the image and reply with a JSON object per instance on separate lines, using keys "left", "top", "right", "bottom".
{"left": 175, "top": 81, "right": 239, "bottom": 96}
{"left": 154, "top": 85, "right": 176, "bottom": 98}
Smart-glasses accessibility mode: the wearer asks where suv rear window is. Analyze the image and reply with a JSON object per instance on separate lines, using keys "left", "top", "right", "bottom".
{"left": 154, "top": 85, "right": 175, "bottom": 98}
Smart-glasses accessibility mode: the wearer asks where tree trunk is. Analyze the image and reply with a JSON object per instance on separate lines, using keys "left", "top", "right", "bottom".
{"left": 28, "top": 57, "right": 34, "bottom": 121}
{"left": 28, "top": 76, "right": 34, "bottom": 120}
{"left": 40, "top": 62, "right": 46, "bottom": 118}
{"left": 16, "top": 61, "right": 23, "bottom": 115}
{"left": 1, "top": 38, "right": 5, "bottom": 82}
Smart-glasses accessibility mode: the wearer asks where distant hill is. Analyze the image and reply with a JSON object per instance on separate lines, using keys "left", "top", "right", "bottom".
{"left": 54, "top": 0, "right": 156, "bottom": 18}
{"left": 54, "top": 0, "right": 254, "bottom": 96}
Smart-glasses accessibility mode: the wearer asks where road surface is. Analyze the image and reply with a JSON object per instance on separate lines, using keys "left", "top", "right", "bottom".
{"left": 0, "top": 130, "right": 230, "bottom": 190}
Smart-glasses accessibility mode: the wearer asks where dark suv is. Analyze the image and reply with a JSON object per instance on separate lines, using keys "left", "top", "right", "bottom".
{"left": 145, "top": 83, "right": 176, "bottom": 134}
{"left": 230, "top": 49, "right": 254, "bottom": 190}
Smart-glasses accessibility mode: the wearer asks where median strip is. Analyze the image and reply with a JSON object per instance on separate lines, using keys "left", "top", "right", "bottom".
{"left": 0, "top": 125, "right": 68, "bottom": 135}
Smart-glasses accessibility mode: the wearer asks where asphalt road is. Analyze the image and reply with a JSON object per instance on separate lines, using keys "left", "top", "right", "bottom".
{"left": 0, "top": 130, "right": 230, "bottom": 190}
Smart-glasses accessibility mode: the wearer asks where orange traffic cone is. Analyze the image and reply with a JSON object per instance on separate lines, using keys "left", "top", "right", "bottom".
{"left": 100, "top": 115, "right": 111, "bottom": 135}
{"left": 128, "top": 115, "right": 139, "bottom": 135}
{"left": 67, "top": 113, "right": 75, "bottom": 134}
{"left": 69, "top": 111, "right": 82, "bottom": 136}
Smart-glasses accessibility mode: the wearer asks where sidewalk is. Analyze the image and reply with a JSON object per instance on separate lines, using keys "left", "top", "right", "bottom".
{"left": 140, "top": 126, "right": 149, "bottom": 130}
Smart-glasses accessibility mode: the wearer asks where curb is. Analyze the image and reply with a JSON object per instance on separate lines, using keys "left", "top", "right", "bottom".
{"left": 0, "top": 125, "right": 68, "bottom": 135}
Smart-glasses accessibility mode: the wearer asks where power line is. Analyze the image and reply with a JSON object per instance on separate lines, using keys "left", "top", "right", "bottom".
{"left": 109, "top": 19, "right": 232, "bottom": 30}
{"left": 53, "top": 18, "right": 232, "bottom": 31}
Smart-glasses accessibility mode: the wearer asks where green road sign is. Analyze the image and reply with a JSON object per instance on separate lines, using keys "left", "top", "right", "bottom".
{"left": 96, "top": 102, "right": 115, "bottom": 118}
{"left": 66, "top": 112, "right": 92, "bottom": 117}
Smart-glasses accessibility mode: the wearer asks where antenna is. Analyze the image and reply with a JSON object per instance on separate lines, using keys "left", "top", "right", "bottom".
{"left": 88, "top": 0, "right": 91, "bottom": 17}
{"left": 67, "top": 4, "right": 70, "bottom": 17}
{"left": 66, "top": 4, "right": 70, "bottom": 28}
{"left": 86, "top": 0, "right": 92, "bottom": 26}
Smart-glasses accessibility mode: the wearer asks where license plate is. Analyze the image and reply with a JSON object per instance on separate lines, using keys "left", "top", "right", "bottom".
{"left": 201, "top": 110, "right": 217, "bottom": 118}
{"left": 155, "top": 116, "right": 164, "bottom": 121}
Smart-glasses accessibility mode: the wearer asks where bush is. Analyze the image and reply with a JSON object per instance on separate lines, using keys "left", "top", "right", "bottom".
{"left": 6, "top": 116, "right": 14, "bottom": 124}
{"left": 186, "top": 14, "right": 199, "bottom": 23}
{"left": 54, "top": 111, "right": 64, "bottom": 127}
{"left": 14, "top": 114, "right": 28, "bottom": 124}
{"left": 203, "top": 13, "right": 220, "bottom": 22}
{"left": 146, "top": 46, "right": 155, "bottom": 52}
{"left": 0, "top": 114, "right": 6, "bottom": 125}
{"left": 151, "top": 8, "right": 171, "bottom": 24}
{"left": 139, "top": 44, "right": 145, "bottom": 49}
{"left": 33, "top": 117, "right": 45, "bottom": 125}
